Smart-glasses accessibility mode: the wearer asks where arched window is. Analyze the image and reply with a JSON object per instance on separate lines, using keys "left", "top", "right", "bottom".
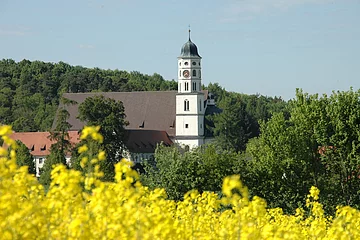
{"left": 179, "top": 70, "right": 181, "bottom": 77}
{"left": 192, "top": 82, "right": 196, "bottom": 91}
{"left": 199, "top": 70, "right": 201, "bottom": 78}
{"left": 185, "top": 82, "right": 189, "bottom": 91}
{"left": 184, "top": 99, "right": 189, "bottom": 111}
{"left": 193, "top": 70, "right": 196, "bottom": 77}
{"left": 199, "top": 99, "right": 202, "bottom": 111}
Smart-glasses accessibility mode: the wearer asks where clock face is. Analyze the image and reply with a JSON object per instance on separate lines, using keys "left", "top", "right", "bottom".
{"left": 183, "top": 70, "right": 190, "bottom": 78}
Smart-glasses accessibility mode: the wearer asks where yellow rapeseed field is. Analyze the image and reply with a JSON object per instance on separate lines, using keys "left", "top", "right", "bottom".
{"left": 0, "top": 125, "right": 359, "bottom": 239}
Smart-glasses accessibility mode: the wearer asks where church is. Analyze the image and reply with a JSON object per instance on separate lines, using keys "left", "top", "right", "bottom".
{"left": 10, "top": 31, "right": 220, "bottom": 173}
{"left": 60, "top": 31, "right": 220, "bottom": 162}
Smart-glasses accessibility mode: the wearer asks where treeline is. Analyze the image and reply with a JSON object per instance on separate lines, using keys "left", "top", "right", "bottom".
{"left": 142, "top": 88, "right": 360, "bottom": 214}
{"left": 0, "top": 59, "right": 177, "bottom": 132}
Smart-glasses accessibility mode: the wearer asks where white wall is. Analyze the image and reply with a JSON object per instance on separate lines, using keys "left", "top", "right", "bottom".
{"left": 34, "top": 155, "right": 72, "bottom": 177}
{"left": 176, "top": 94, "right": 204, "bottom": 114}
{"left": 176, "top": 138, "right": 204, "bottom": 150}
{"left": 176, "top": 115, "right": 205, "bottom": 136}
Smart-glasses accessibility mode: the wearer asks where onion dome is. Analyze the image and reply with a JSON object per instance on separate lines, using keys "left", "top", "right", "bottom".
{"left": 180, "top": 29, "right": 201, "bottom": 58}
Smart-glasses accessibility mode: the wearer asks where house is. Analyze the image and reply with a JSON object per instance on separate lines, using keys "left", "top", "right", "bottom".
{"left": 9, "top": 131, "right": 80, "bottom": 177}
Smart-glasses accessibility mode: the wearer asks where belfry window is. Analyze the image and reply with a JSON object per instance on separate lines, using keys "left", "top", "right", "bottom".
{"left": 185, "top": 82, "right": 189, "bottom": 91}
{"left": 199, "top": 100, "right": 202, "bottom": 111}
{"left": 193, "top": 70, "right": 196, "bottom": 77}
{"left": 179, "top": 70, "right": 181, "bottom": 77}
{"left": 184, "top": 99, "right": 189, "bottom": 111}
{"left": 192, "top": 82, "right": 197, "bottom": 91}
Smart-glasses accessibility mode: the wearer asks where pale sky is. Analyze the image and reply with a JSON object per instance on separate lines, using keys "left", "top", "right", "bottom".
{"left": 0, "top": 0, "right": 359, "bottom": 99}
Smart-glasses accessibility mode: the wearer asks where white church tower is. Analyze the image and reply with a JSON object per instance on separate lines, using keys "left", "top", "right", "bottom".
{"left": 176, "top": 29, "right": 205, "bottom": 148}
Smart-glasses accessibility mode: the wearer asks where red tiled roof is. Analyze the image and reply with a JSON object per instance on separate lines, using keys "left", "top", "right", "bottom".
{"left": 7, "top": 129, "right": 172, "bottom": 156}
{"left": 9, "top": 131, "right": 80, "bottom": 156}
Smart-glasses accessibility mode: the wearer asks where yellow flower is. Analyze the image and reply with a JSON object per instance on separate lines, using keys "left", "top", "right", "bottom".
{"left": 98, "top": 151, "right": 106, "bottom": 161}
{"left": 309, "top": 186, "right": 320, "bottom": 200}
{"left": 0, "top": 125, "right": 12, "bottom": 136}
{"left": 0, "top": 124, "right": 359, "bottom": 240}
{"left": 78, "top": 145, "right": 89, "bottom": 154}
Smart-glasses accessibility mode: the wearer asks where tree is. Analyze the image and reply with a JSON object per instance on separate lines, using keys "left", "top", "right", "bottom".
{"left": 141, "top": 145, "right": 239, "bottom": 200}
{"left": 39, "top": 146, "right": 67, "bottom": 187}
{"left": 15, "top": 140, "right": 36, "bottom": 175}
{"left": 212, "top": 95, "right": 258, "bottom": 152}
{"left": 245, "top": 88, "right": 360, "bottom": 214}
{"left": 39, "top": 101, "right": 73, "bottom": 187}
{"left": 77, "top": 95, "right": 129, "bottom": 181}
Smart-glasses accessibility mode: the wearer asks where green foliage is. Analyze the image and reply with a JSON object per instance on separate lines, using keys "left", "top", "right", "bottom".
{"left": 213, "top": 95, "right": 258, "bottom": 152}
{"left": 246, "top": 88, "right": 360, "bottom": 214}
{"left": 210, "top": 92, "right": 288, "bottom": 152}
{"left": 77, "top": 95, "right": 129, "bottom": 181}
{"left": 0, "top": 59, "right": 177, "bottom": 132}
{"left": 39, "top": 146, "right": 67, "bottom": 187}
{"left": 141, "top": 145, "right": 240, "bottom": 200}
{"left": 71, "top": 139, "right": 114, "bottom": 182}
{"left": 39, "top": 101, "right": 73, "bottom": 187}
{"left": 15, "top": 140, "right": 36, "bottom": 175}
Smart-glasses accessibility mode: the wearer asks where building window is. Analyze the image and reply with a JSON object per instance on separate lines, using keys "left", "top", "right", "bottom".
{"left": 200, "top": 124, "right": 202, "bottom": 128}
{"left": 199, "top": 70, "right": 201, "bottom": 78}
{"left": 179, "top": 70, "right": 181, "bottom": 77}
{"left": 179, "top": 62, "right": 181, "bottom": 66}
{"left": 185, "top": 124, "right": 189, "bottom": 128}
{"left": 184, "top": 62, "right": 189, "bottom": 66}
{"left": 193, "top": 69, "right": 196, "bottom": 77}
{"left": 199, "top": 100, "right": 202, "bottom": 111}
{"left": 39, "top": 158, "right": 43, "bottom": 164}
{"left": 184, "top": 99, "right": 189, "bottom": 111}
{"left": 185, "top": 82, "right": 189, "bottom": 91}
{"left": 192, "top": 61, "right": 196, "bottom": 65}
{"left": 199, "top": 82, "right": 201, "bottom": 91}
{"left": 193, "top": 82, "right": 197, "bottom": 91}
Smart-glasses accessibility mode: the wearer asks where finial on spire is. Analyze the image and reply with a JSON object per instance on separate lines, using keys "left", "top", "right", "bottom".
{"left": 188, "top": 24, "right": 191, "bottom": 40}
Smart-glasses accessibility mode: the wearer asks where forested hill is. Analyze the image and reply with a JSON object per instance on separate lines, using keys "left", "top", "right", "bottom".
{"left": 0, "top": 59, "right": 177, "bottom": 132}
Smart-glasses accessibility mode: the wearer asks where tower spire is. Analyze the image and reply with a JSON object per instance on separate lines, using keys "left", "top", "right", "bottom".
{"left": 188, "top": 24, "right": 191, "bottom": 40}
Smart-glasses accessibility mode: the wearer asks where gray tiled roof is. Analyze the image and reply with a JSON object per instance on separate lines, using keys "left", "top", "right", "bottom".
{"left": 126, "top": 129, "right": 173, "bottom": 153}
{"left": 59, "top": 91, "right": 177, "bottom": 136}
